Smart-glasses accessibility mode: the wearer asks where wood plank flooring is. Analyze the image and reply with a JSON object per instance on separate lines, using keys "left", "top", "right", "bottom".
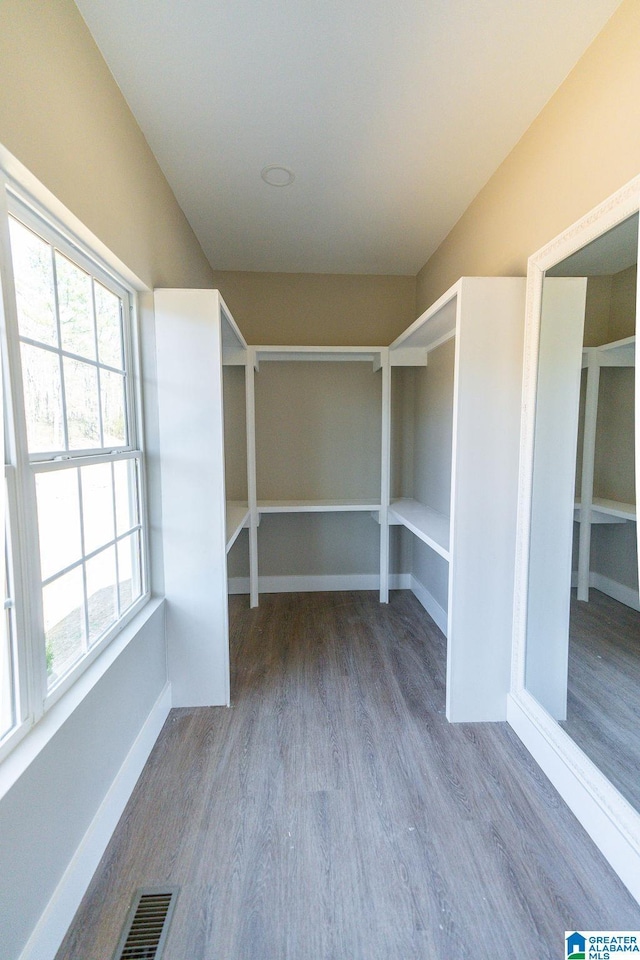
{"left": 56, "top": 591, "right": 640, "bottom": 960}
{"left": 564, "top": 589, "right": 640, "bottom": 811}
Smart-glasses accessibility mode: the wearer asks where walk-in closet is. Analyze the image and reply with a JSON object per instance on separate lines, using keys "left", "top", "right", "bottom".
{"left": 154, "top": 278, "right": 525, "bottom": 724}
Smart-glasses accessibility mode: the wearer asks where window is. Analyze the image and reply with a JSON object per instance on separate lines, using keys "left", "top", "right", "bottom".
{"left": 1, "top": 485, "right": 17, "bottom": 742}
{"left": 0, "top": 190, "right": 148, "bottom": 753}
{"left": 2, "top": 456, "right": 23, "bottom": 745}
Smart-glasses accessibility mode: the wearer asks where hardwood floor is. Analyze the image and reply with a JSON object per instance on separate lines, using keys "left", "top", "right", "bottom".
{"left": 56, "top": 591, "right": 640, "bottom": 960}
{"left": 564, "top": 589, "right": 640, "bottom": 811}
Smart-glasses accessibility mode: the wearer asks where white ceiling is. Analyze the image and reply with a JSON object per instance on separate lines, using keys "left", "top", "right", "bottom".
{"left": 74, "top": 0, "right": 622, "bottom": 276}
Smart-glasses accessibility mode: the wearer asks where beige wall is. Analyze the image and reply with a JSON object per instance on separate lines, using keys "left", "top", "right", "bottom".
{"left": 0, "top": 0, "right": 214, "bottom": 290}
{"left": 210, "top": 270, "right": 416, "bottom": 345}
{"left": 416, "top": 0, "right": 640, "bottom": 312}
{"left": 584, "top": 265, "right": 637, "bottom": 346}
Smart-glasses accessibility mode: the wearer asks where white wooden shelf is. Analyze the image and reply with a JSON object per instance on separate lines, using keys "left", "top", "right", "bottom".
{"left": 575, "top": 497, "right": 636, "bottom": 524}
{"left": 582, "top": 335, "right": 635, "bottom": 368}
{"left": 226, "top": 500, "right": 250, "bottom": 552}
{"left": 254, "top": 344, "right": 385, "bottom": 370}
{"left": 220, "top": 297, "right": 249, "bottom": 366}
{"left": 388, "top": 284, "right": 458, "bottom": 366}
{"left": 258, "top": 499, "right": 381, "bottom": 514}
{"left": 389, "top": 498, "right": 451, "bottom": 561}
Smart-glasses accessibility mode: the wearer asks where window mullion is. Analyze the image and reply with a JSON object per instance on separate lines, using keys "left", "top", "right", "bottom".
{"left": 76, "top": 468, "right": 89, "bottom": 656}
{"left": 110, "top": 462, "right": 122, "bottom": 618}
{"left": 3, "top": 468, "right": 21, "bottom": 731}
{"left": 126, "top": 296, "right": 149, "bottom": 597}
{"left": 123, "top": 296, "right": 136, "bottom": 449}
{"left": 18, "top": 336, "right": 125, "bottom": 375}
{"left": 91, "top": 279, "right": 105, "bottom": 448}
{"left": 32, "top": 449, "right": 139, "bottom": 471}
{"left": 50, "top": 249, "right": 69, "bottom": 453}
{"left": 39, "top": 526, "right": 141, "bottom": 588}
{"left": 21, "top": 479, "right": 47, "bottom": 723}
{"left": 0, "top": 214, "right": 7, "bottom": 734}
{"left": 0, "top": 181, "right": 47, "bottom": 725}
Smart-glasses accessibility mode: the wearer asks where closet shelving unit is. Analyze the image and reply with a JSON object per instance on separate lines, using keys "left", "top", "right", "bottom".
{"left": 154, "top": 282, "right": 526, "bottom": 719}
{"left": 384, "top": 277, "right": 526, "bottom": 721}
{"left": 257, "top": 499, "right": 382, "bottom": 513}
{"left": 222, "top": 314, "right": 253, "bottom": 555}
{"left": 387, "top": 499, "right": 450, "bottom": 560}
{"left": 382, "top": 293, "right": 457, "bottom": 577}
{"left": 574, "top": 334, "right": 637, "bottom": 601}
{"left": 225, "top": 501, "right": 251, "bottom": 552}
{"left": 247, "top": 344, "right": 388, "bottom": 605}
{"left": 154, "top": 288, "right": 253, "bottom": 707}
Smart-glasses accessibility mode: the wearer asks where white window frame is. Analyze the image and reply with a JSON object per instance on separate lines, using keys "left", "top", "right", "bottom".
{"left": 0, "top": 168, "right": 150, "bottom": 763}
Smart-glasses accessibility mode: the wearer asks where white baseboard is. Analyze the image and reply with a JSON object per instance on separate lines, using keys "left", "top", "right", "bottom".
{"left": 591, "top": 572, "right": 640, "bottom": 612}
{"left": 228, "top": 575, "right": 448, "bottom": 641}
{"left": 228, "top": 573, "right": 411, "bottom": 595}
{"left": 19, "top": 682, "right": 172, "bottom": 960}
{"left": 507, "top": 690, "right": 640, "bottom": 904}
{"left": 571, "top": 570, "right": 640, "bottom": 612}
{"left": 409, "top": 575, "right": 448, "bottom": 635}
{"left": 391, "top": 573, "right": 412, "bottom": 591}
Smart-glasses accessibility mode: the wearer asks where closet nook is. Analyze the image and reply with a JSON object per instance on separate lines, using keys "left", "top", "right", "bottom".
{"left": 384, "top": 278, "right": 526, "bottom": 721}
{"left": 250, "top": 345, "right": 387, "bottom": 605}
{"left": 154, "top": 279, "right": 526, "bottom": 721}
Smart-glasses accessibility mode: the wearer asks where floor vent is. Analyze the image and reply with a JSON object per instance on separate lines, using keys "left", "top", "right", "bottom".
{"left": 113, "top": 888, "right": 179, "bottom": 960}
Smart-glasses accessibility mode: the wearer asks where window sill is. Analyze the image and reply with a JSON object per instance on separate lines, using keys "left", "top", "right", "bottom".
{"left": 0, "top": 596, "right": 165, "bottom": 803}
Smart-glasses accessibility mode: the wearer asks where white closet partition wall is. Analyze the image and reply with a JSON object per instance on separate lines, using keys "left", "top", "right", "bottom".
{"left": 154, "top": 289, "right": 250, "bottom": 706}
{"left": 388, "top": 278, "right": 526, "bottom": 722}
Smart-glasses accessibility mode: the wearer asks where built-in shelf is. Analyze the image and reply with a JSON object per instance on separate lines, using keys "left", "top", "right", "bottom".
{"left": 258, "top": 498, "right": 381, "bottom": 514}
{"left": 388, "top": 285, "right": 458, "bottom": 366}
{"left": 221, "top": 300, "right": 249, "bottom": 366}
{"left": 254, "top": 345, "right": 385, "bottom": 370}
{"left": 226, "top": 501, "right": 250, "bottom": 552}
{"left": 155, "top": 288, "right": 251, "bottom": 706}
{"left": 574, "top": 497, "right": 636, "bottom": 524}
{"left": 159, "top": 280, "right": 525, "bottom": 724}
{"left": 582, "top": 335, "right": 635, "bottom": 368}
{"left": 389, "top": 498, "right": 451, "bottom": 561}
{"left": 385, "top": 277, "right": 527, "bottom": 723}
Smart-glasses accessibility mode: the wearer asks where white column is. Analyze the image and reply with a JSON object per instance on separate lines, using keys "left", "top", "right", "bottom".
{"left": 246, "top": 348, "right": 259, "bottom": 607}
{"left": 379, "top": 349, "right": 391, "bottom": 603}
